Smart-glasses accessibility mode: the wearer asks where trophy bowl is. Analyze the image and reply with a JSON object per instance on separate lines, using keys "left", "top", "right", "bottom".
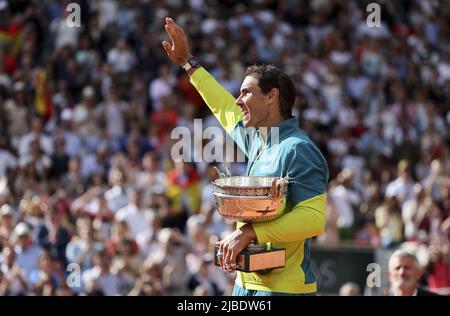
{"left": 212, "top": 176, "right": 288, "bottom": 223}
{"left": 212, "top": 175, "right": 289, "bottom": 272}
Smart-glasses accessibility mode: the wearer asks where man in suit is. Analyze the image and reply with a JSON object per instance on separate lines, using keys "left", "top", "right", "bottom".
{"left": 388, "top": 249, "right": 440, "bottom": 296}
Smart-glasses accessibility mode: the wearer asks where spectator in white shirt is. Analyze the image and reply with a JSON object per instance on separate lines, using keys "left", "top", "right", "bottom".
{"left": 329, "top": 169, "right": 361, "bottom": 240}
{"left": 115, "top": 190, "right": 151, "bottom": 239}
{"left": 385, "top": 159, "right": 415, "bottom": 207}
{"left": 149, "top": 64, "right": 176, "bottom": 111}
{"left": 12, "top": 223, "right": 42, "bottom": 280}
{"left": 95, "top": 87, "right": 127, "bottom": 139}
{"left": 423, "top": 159, "right": 450, "bottom": 203}
{"left": 105, "top": 169, "right": 129, "bottom": 214}
{"left": 134, "top": 152, "right": 167, "bottom": 206}
{"left": 1, "top": 245, "right": 29, "bottom": 296}
{"left": 49, "top": 7, "right": 81, "bottom": 49}
{"left": 135, "top": 211, "right": 162, "bottom": 258}
{"left": 107, "top": 38, "right": 137, "bottom": 74}
{"left": 66, "top": 217, "right": 101, "bottom": 272}
{"left": 73, "top": 86, "right": 100, "bottom": 141}
{"left": 82, "top": 249, "right": 121, "bottom": 296}
{"left": 18, "top": 117, "right": 53, "bottom": 158}
{"left": 57, "top": 109, "right": 83, "bottom": 159}
{"left": 341, "top": 145, "right": 365, "bottom": 188}
{"left": 81, "top": 143, "right": 109, "bottom": 180}
{"left": 3, "top": 81, "right": 31, "bottom": 148}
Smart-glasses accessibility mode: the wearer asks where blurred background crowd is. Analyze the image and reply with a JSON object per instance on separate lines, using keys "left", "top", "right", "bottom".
{"left": 0, "top": 0, "right": 449, "bottom": 296}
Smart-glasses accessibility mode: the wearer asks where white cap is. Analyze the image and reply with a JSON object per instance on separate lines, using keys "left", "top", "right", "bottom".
{"left": 61, "top": 108, "right": 74, "bottom": 121}
{"left": 82, "top": 86, "right": 95, "bottom": 98}
{"left": 0, "top": 0, "right": 9, "bottom": 11}
{"left": 14, "top": 222, "right": 31, "bottom": 236}
{"left": 13, "top": 81, "right": 25, "bottom": 92}
{"left": 0, "top": 204, "right": 13, "bottom": 216}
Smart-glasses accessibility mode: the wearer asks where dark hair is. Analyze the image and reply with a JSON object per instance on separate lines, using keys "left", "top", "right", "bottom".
{"left": 245, "top": 64, "right": 296, "bottom": 118}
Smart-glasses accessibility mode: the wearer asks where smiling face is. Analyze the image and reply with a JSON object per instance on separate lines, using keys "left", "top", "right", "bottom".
{"left": 235, "top": 75, "right": 270, "bottom": 128}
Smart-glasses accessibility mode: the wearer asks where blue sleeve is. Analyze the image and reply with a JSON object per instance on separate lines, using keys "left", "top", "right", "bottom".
{"left": 285, "top": 141, "right": 329, "bottom": 205}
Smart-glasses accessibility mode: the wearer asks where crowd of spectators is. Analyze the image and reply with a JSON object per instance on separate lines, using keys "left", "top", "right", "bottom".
{"left": 0, "top": 0, "right": 449, "bottom": 295}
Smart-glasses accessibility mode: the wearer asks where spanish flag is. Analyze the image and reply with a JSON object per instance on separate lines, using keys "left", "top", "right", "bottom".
{"left": 166, "top": 166, "right": 201, "bottom": 215}
{"left": 0, "top": 20, "right": 22, "bottom": 73}
{"left": 34, "top": 69, "right": 54, "bottom": 121}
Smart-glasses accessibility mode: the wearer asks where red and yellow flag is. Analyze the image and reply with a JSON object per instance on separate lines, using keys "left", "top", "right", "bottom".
{"left": 34, "top": 69, "right": 54, "bottom": 121}
{"left": 0, "top": 20, "right": 22, "bottom": 73}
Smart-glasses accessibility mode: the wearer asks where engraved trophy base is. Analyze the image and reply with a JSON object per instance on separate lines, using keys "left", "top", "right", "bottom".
{"left": 215, "top": 243, "right": 286, "bottom": 273}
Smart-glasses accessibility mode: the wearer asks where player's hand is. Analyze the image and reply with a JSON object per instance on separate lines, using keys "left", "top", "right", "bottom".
{"left": 217, "top": 224, "right": 256, "bottom": 273}
{"left": 162, "top": 17, "right": 192, "bottom": 65}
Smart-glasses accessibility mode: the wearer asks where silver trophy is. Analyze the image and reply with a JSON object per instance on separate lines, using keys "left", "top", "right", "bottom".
{"left": 212, "top": 167, "right": 289, "bottom": 272}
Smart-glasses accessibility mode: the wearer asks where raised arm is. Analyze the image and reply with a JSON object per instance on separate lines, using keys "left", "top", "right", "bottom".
{"left": 162, "top": 17, "right": 247, "bottom": 154}
{"left": 161, "top": 17, "right": 194, "bottom": 70}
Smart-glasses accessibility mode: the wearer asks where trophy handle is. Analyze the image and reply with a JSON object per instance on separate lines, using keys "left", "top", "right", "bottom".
{"left": 213, "top": 166, "right": 226, "bottom": 178}
{"left": 213, "top": 166, "right": 232, "bottom": 178}
{"left": 270, "top": 176, "right": 289, "bottom": 197}
{"left": 223, "top": 165, "right": 232, "bottom": 177}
